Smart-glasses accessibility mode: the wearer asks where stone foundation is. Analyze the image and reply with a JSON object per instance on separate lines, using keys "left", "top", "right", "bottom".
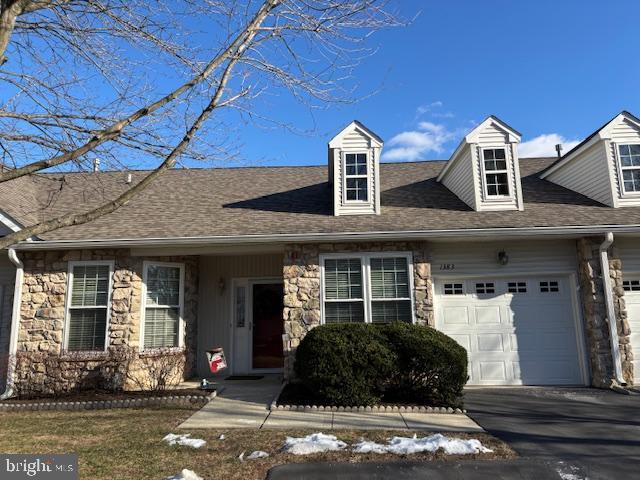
{"left": 14, "top": 250, "right": 198, "bottom": 396}
{"left": 282, "top": 241, "right": 433, "bottom": 378}
{"left": 577, "top": 238, "right": 633, "bottom": 387}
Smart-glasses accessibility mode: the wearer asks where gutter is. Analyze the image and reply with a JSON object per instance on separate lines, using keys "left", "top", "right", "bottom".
{"left": 10, "top": 224, "right": 640, "bottom": 251}
{"left": 599, "top": 232, "right": 626, "bottom": 386}
{"left": 1, "top": 248, "right": 24, "bottom": 400}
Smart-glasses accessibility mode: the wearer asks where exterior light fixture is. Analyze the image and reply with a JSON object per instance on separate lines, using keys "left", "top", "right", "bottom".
{"left": 497, "top": 250, "right": 509, "bottom": 265}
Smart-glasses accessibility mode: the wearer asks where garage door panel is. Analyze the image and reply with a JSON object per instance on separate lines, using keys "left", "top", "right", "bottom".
{"left": 621, "top": 280, "right": 640, "bottom": 383}
{"left": 436, "top": 275, "right": 584, "bottom": 386}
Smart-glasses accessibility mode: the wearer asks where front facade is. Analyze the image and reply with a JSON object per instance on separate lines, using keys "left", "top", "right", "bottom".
{"left": 2, "top": 114, "right": 640, "bottom": 396}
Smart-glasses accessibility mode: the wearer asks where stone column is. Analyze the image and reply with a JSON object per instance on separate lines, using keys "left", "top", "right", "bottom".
{"left": 577, "top": 238, "right": 633, "bottom": 387}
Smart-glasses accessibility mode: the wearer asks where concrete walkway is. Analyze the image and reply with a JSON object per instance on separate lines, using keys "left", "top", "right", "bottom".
{"left": 179, "top": 377, "right": 483, "bottom": 432}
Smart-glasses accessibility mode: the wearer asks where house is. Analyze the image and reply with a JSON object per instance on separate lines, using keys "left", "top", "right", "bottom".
{"left": 1, "top": 111, "right": 640, "bottom": 398}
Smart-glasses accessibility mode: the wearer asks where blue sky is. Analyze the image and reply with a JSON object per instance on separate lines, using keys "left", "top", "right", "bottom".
{"left": 236, "top": 0, "right": 640, "bottom": 167}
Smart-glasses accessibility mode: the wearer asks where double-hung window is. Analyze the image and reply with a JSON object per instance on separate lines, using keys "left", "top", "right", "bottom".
{"left": 344, "top": 153, "right": 368, "bottom": 201}
{"left": 65, "top": 262, "right": 112, "bottom": 351}
{"left": 322, "top": 254, "right": 413, "bottom": 324}
{"left": 483, "top": 148, "right": 509, "bottom": 196}
{"left": 142, "top": 263, "right": 184, "bottom": 349}
{"left": 618, "top": 144, "right": 640, "bottom": 193}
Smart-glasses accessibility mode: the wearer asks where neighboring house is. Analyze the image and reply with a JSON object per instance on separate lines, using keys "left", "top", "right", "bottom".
{"left": 2, "top": 111, "right": 640, "bottom": 396}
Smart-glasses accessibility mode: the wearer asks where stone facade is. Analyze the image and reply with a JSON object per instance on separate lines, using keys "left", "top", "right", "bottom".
{"left": 15, "top": 249, "right": 198, "bottom": 396}
{"left": 282, "top": 241, "right": 433, "bottom": 378}
{"left": 576, "top": 238, "right": 633, "bottom": 387}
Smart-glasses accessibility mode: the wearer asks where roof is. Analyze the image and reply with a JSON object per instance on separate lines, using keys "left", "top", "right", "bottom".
{"left": 4, "top": 157, "right": 640, "bottom": 245}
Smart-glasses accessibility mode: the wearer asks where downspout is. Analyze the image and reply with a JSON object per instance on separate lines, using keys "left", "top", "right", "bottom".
{"left": 1, "top": 248, "right": 23, "bottom": 399}
{"left": 599, "top": 232, "right": 625, "bottom": 386}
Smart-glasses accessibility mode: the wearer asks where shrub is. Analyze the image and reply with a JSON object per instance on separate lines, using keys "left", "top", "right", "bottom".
{"left": 294, "top": 323, "right": 396, "bottom": 406}
{"left": 380, "top": 322, "right": 467, "bottom": 407}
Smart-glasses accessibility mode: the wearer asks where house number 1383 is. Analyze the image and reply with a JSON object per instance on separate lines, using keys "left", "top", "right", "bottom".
{"left": 439, "top": 264, "right": 455, "bottom": 270}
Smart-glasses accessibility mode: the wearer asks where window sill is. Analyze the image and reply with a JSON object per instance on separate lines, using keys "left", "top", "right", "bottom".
{"left": 59, "top": 350, "right": 110, "bottom": 361}
{"left": 138, "top": 347, "right": 185, "bottom": 357}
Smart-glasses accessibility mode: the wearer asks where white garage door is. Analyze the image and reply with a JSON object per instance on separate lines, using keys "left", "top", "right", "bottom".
{"left": 435, "top": 276, "right": 585, "bottom": 386}
{"left": 621, "top": 277, "right": 640, "bottom": 384}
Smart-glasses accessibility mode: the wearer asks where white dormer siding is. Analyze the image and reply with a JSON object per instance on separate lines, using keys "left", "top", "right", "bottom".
{"left": 437, "top": 116, "right": 524, "bottom": 212}
{"left": 541, "top": 111, "right": 640, "bottom": 208}
{"left": 328, "top": 121, "right": 383, "bottom": 216}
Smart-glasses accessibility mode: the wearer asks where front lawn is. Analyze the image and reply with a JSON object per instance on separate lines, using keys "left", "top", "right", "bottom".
{"left": 0, "top": 407, "right": 515, "bottom": 479}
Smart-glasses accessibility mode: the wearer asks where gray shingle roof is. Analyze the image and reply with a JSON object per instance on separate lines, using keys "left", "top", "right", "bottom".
{"left": 2, "top": 157, "right": 639, "bottom": 243}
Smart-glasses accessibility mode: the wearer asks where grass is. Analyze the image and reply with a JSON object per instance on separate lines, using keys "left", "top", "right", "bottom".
{"left": 0, "top": 407, "right": 516, "bottom": 480}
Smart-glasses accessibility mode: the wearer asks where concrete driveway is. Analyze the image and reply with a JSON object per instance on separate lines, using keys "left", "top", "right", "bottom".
{"left": 464, "top": 387, "right": 640, "bottom": 479}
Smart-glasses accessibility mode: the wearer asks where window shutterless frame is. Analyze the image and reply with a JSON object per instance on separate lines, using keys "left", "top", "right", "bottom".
{"left": 139, "top": 261, "right": 185, "bottom": 351}
{"left": 319, "top": 251, "right": 415, "bottom": 325}
{"left": 342, "top": 151, "right": 369, "bottom": 203}
{"left": 63, "top": 260, "right": 114, "bottom": 353}
{"left": 479, "top": 146, "right": 512, "bottom": 200}
{"left": 613, "top": 142, "right": 640, "bottom": 197}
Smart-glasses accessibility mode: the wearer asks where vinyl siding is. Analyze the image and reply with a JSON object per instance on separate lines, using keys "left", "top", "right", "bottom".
{"left": 615, "top": 238, "right": 640, "bottom": 272}
{"left": 431, "top": 239, "right": 578, "bottom": 277}
{"left": 477, "top": 122, "right": 510, "bottom": 144}
{"left": 440, "top": 145, "right": 477, "bottom": 209}
{"left": 609, "top": 118, "right": 640, "bottom": 206}
{"left": 546, "top": 141, "right": 614, "bottom": 206}
{"left": 196, "top": 253, "right": 282, "bottom": 377}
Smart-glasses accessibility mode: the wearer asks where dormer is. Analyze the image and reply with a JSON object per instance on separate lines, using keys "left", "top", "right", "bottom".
{"left": 328, "top": 120, "right": 383, "bottom": 216}
{"left": 437, "top": 116, "right": 523, "bottom": 211}
{"left": 540, "top": 111, "right": 640, "bottom": 208}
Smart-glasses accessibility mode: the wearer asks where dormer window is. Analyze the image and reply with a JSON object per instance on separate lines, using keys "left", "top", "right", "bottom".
{"left": 618, "top": 144, "right": 640, "bottom": 193}
{"left": 345, "top": 153, "right": 368, "bottom": 201}
{"left": 483, "top": 148, "right": 510, "bottom": 196}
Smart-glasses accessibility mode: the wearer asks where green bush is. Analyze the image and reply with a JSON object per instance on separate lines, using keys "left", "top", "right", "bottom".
{"left": 380, "top": 322, "right": 468, "bottom": 407}
{"left": 294, "top": 323, "right": 396, "bottom": 406}
{"left": 293, "top": 322, "right": 468, "bottom": 407}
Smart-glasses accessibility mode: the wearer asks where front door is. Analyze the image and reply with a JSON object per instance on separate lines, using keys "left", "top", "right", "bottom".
{"left": 251, "top": 282, "right": 284, "bottom": 371}
{"left": 232, "top": 278, "right": 284, "bottom": 374}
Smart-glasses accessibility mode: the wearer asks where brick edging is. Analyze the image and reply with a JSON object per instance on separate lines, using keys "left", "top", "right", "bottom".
{"left": 0, "top": 391, "right": 216, "bottom": 412}
{"left": 269, "top": 403, "right": 466, "bottom": 414}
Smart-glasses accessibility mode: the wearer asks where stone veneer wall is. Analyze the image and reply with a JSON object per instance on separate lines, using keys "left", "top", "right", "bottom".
{"left": 15, "top": 250, "right": 198, "bottom": 396}
{"left": 282, "top": 242, "right": 432, "bottom": 378}
{"left": 577, "top": 238, "right": 633, "bottom": 387}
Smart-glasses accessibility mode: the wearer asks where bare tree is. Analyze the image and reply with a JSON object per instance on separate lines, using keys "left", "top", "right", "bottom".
{"left": 0, "top": 0, "right": 402, "bottom": 248}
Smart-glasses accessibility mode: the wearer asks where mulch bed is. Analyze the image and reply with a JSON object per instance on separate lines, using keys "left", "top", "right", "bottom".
{"left": 6, "top": 388, "right": 207, "bottom": 404}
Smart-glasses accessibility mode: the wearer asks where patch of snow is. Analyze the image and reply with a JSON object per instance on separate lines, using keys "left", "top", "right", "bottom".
{"left": 219, "top": 434, "right": 225, "bottom": 440}
{"left": 352, "top": 434, "right": 493, "bottom": 455}
{"left": 283, "top": 433, "right": 348, "bottom": 455}
{"left": 165, "top": 469, "right": 203, "bottom": 480}
{"left": 238, "top": 451, "right": 245, "bottom": 462}
{"left": 555, "top": 461, "right": 587, "bottom": 480}
{"left": 246, "top": 450, "right": 270, "bottom": 460}
{"left": 163, "top": 433, "right": 207, "bottom": 449}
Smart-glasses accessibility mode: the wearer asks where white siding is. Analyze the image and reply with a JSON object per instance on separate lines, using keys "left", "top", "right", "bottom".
{"left": 196, "top": 253, "right": 282, "bottom": 377}
{"left": 431, "top": 239, "right": 578, "bottom": 277}
{"left": 440, "top": 145, "right": 477, "bottom": 209}
{"left": 546, "top": 141, "right": 614, "bottom": 206}
{"left": 477, "top": 122, "right": 510, "bottom": 144}
{"left": 609, "top": 118, "right": 640, "bottom": 207}
{"left": 615, "top": 237, "right": 640, "bottom": 272}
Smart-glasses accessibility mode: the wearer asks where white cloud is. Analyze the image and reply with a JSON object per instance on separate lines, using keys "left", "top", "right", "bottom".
{"left": 519, "top": 133, "right": 581, "bottom": 158}
{"left": 416, "top": 101, "right": 443, "bottom": 116}
{"left": 383, "top": 121, "right": 459, "bottom": 161}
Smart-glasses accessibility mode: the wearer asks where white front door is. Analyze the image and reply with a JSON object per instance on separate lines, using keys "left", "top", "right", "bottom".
{"left": 621, "top": 276, "right": 640, "bottom": 383}
{"left": 232, "top": 278, "right": 284, "bottom": 374}
{"left": 435, "top": 275, "right": 586, "bottom": 386}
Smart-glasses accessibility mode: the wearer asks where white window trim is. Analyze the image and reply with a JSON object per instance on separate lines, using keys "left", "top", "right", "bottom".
{"left": 613, "top": 142, "right": 640, "bottom": 197}
{"left": 479, "top": 146, "right": 514, "bottom": 201}
{"left": 342, "top": 151, "right": 370, "bottom": 204}
{"left": 319, "top": 251, "right": 415, "bottom": 325}
{"left": 63, "top": 260, "right": 114, "bottom": 353}
{"left": 140, "top": 261, "right": 185, "bottom": 352}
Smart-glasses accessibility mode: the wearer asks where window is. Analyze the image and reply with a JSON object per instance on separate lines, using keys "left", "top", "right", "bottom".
{"left": 344, "top": 153, "right": 368, "bottom": 201}
{"left": 65, "top": 262, "right": 112, "bottom": 351}
{"left": 142, "top": 263, "right": 183, "bottom": 349}
{"left": 618, "top": 144, "right": 640, "bottom": 193}
{"left": 370, "top": 257, "right": 412, "bottom": 323}
{"left": 483, "top": 148, "right": 509, "bottom": 196}
{"left": 475, "top": 282, "right": 495, "bottom": 294}
{"left": 508, "top": 281, "right": 527, "bottom": 293}
{"left": 235, "top": 285, "right": 246, "bottom": 327}
{"left": 444, "top": 283, "right": 464, "bottom": 295}
{"left": 623, "top": 279, "right": 640, "bottom": 292}
{"left": 540, "top": 280, "right": 559, "bottom": 293}
{"left": 322, "top": 254, "right": 413, "bottom": 324}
